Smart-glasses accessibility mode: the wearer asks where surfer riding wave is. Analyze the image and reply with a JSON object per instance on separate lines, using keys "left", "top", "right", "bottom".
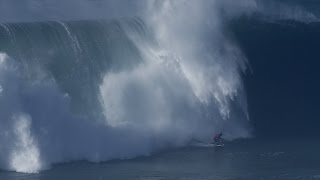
{"left": 213, "top": 133, "right": 223, "bottom": 145}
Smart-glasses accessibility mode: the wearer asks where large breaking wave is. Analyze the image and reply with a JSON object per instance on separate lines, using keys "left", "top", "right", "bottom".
{"left": 0, "top": 0, "right": 317, "bottom": 173}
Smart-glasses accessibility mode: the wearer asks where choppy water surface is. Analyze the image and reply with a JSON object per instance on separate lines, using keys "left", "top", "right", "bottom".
{"left": 1, "top": 139, "right": 319, "bottom": 180}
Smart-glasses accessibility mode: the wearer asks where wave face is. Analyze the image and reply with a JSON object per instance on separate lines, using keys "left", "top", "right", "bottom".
{"left": 231, "top": 18, "right": 320, "bottom": 137}
{"left": 0, "top": 1, "right": 253, "bottom": 173}
{"left": 0, "top": 0, "right": 317, "bottom": 173}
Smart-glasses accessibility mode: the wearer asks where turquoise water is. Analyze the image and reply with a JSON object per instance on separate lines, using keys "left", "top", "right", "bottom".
{"left": 1, "top": 139, "right": 319, "bottom": 180}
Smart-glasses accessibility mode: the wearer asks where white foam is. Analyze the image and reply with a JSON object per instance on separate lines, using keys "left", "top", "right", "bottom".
{"left": 0, "top": 1, "right": 259, "bottom": 173}
{"left": 10, "top": 114, "right": 42, "bottom": 173}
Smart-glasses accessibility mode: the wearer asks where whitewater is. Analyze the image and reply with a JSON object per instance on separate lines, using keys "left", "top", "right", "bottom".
{"left": 0, "top": 0, "right": 317, "bottom": 173}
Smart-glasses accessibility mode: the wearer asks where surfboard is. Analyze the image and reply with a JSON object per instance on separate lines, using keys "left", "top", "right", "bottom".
{"left": 191, "top": 142, "right": 224, "bottom": 147}
{"left": 213, "top": 144, "right": 224, "bottom": 147}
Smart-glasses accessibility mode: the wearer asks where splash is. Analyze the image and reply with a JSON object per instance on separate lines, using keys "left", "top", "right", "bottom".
{"left": 100, "top": 1, "right": 249, "bottom": 136}
{"left": 10, "top": 114, "right": 42, "bottom": 173}
{"left": 0, "top": 0, "right": 278, "bottom": 173}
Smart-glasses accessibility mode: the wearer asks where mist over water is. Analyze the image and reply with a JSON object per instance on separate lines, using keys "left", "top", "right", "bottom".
{"left": 0, "top": 0, "right": 318, "bottom": 174}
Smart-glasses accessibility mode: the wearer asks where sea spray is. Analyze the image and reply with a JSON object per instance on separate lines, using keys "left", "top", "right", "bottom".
{"left": 0, "top": 1, "right": 252, "bottom": 173}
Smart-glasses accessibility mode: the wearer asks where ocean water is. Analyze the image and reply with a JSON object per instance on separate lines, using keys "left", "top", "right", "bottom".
{"left": 1, "top": 139, "right": 320, "bottom": 180}
{"left": 0, "top": 0, "right": 320, "bottom": 179}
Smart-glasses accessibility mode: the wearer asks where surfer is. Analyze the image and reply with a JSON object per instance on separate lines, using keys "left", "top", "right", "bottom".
{"left": 213, "top": 133, "right": 223, "bottom": 145}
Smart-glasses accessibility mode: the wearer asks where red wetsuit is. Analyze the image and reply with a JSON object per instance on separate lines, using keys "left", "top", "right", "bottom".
{"left": 213, "top": 133, "right": 223, "bottom": 143}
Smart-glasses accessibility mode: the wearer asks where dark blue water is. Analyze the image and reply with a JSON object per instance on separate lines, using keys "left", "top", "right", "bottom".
{"left": 232, "top": 18, "right": 320, "bottom": 137}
